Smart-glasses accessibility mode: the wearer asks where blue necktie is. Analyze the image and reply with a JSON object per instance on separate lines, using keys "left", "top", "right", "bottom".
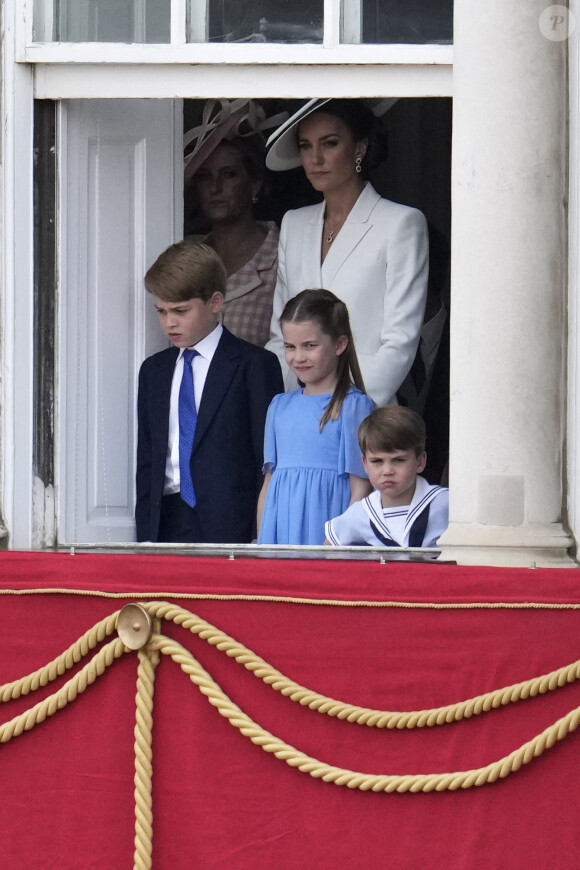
{"left": 179, "top": 348, "right": 198, "bottom": 508}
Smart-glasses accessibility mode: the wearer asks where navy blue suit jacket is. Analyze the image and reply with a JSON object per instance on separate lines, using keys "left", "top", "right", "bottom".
{"left": 135, "top": 327, "right": 283, "bottom": 543}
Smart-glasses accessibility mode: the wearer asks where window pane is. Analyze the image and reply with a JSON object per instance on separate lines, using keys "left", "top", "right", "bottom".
{"left": 342, "top": 0, "right": 453, "bottom": 45}
{"left": 33, "top": 0, "right": 170, "bottom": 42}
{"left": 188, "top": 0, "right": 323, "bottom": 44}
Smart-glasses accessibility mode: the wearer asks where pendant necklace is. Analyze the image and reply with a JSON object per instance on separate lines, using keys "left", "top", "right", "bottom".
{"left": 325, "top": 184, "right": 362, "bottom": 244}
{"left": 325, "top": 217, "right": 345, "bottom": 244}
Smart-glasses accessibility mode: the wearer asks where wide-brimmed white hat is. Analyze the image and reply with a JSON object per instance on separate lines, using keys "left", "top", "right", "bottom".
{"left": 265, "top": 97, "right": 398, "bottom": 172}
{"left": 265, "top": 98, "right": 331, "bottom": 171}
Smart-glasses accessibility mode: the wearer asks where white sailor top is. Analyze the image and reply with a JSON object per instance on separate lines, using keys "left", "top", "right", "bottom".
{"left": 325, "top": 476, "right": 449, "bottom": 549}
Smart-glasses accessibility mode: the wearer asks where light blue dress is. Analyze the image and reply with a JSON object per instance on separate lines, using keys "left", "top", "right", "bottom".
{"left": 258, "top": 387, "right": 375, "bottom": 545}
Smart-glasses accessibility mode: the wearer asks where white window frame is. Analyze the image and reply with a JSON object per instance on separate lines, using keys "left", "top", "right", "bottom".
{"left": 20, "top": 0, "right": 453, "bottom": 69}
{"left": 32, "top": 62, "right": 452, "bottom": 101}
{"left": 20, "top": 0, "right": 453, "bottom": 99}
{"left": 3, "top": 0, "right": 452, "bottom": 548}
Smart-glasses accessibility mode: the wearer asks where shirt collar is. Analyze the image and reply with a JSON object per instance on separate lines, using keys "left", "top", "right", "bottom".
{"left": 177, "top": 323, "right": 223, "bottom": 362}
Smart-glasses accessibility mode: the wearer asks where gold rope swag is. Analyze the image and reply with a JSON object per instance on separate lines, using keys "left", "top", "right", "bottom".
{"left": 1, "top": 601, "right": 580, "bottom": 870}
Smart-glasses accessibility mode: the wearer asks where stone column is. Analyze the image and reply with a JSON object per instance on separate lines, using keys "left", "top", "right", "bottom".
{"left": 438, "top": 0, "right": 574, "bottom": 565}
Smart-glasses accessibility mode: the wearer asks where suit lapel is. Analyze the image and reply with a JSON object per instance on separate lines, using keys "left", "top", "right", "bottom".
{"left": 321, "top": 183, "right": 380, "bottom": 285}
{"left": 193, "top": 329, "right": 240, "bottom": 449}
{"left": 222, "top": 273, "right": 261, "bottom": 303}
{"left": 301, "top": 202, "right": 324, "bottom": 287}
{"left": 321, "top": 224, "right": 372, "bottom": 285}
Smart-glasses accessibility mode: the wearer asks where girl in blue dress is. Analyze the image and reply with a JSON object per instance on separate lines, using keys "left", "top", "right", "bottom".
{"left": 257, "top": 288, "right": 375, "bottom": 544}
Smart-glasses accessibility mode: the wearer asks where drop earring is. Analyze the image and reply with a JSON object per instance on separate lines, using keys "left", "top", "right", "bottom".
{"left": 252, "top": 193, "right": 258, "bottom": 204}
{"left": 355, "top": 155, "right": 362, "bottom": 174}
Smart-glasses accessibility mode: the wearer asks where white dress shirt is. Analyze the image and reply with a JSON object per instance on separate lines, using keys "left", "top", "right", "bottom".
{"left": 163, "top": 323, "right": 223, "bottom": 494}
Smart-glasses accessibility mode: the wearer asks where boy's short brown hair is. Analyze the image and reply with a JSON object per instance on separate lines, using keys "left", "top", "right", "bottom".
{"left": 144, "top": 240, "right": 226, "bottom": 303}
{"left": 358, "top": 406, "right": 426, "bottom": 457}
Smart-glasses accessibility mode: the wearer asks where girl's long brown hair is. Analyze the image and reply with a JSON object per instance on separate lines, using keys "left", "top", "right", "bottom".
{"left": 280, "top": 289, "right": 367, "bottom": 431}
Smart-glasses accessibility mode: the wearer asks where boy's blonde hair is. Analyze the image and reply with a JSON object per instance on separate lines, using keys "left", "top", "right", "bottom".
{"left": 144, "top": 240, "right": 226, "bottom": 303}
{"left": 358, "top": 406, "right": 426, "bottom": 457}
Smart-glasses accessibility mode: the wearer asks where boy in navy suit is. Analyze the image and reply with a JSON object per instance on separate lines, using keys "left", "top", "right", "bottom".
{"left": 136, "top": 240, "right": 283, "bottom": 543}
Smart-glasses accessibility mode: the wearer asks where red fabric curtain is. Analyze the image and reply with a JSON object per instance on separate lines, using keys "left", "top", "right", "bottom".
{"left": 2, "top": 552, "right": 580, "bottom": 869}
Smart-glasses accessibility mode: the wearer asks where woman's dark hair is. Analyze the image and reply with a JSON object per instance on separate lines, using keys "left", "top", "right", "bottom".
{"left": 316, "top": 99, "right": 375, "bottom": 143}
{"left": 280, "top": 288, "right": 367, "bottom": 431}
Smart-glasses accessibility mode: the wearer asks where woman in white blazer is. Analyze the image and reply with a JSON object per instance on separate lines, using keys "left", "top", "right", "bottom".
{"left": 265, "top": 99, "right": 429, "bottom": 407}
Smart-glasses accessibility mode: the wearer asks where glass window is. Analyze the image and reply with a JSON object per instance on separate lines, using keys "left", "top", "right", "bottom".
{"left": 33, "top": 0, "right": 170, "bottom": 42}
{"left": 31, "top": 0, "right": 452, "bottom": 46}
{"left": 188, "top": 0, "right": 323, "bottom": 44}
{"left": 343, "top": 0, "right": 453, "bottom": 45}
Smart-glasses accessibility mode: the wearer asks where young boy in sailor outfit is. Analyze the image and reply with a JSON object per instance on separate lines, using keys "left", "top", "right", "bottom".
{"left": 324, "top": 406, "right": 448, "bottom": 550}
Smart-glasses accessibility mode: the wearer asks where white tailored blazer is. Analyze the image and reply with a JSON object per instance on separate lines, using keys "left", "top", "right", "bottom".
{"left": 266, "top": 183, "right": 429, "bottom": 406}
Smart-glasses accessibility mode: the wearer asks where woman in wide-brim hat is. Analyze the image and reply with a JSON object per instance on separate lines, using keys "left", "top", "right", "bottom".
{"left": 264, "top": 98, "right": 429, "bottom": 407}
{"left": 184, "top": 99, "right": 287, "bottom": 348}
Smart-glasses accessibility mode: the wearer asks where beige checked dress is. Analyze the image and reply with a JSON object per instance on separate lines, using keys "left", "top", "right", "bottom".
{"left": 218, "top": 221, "right": 279, "bottom": 348}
